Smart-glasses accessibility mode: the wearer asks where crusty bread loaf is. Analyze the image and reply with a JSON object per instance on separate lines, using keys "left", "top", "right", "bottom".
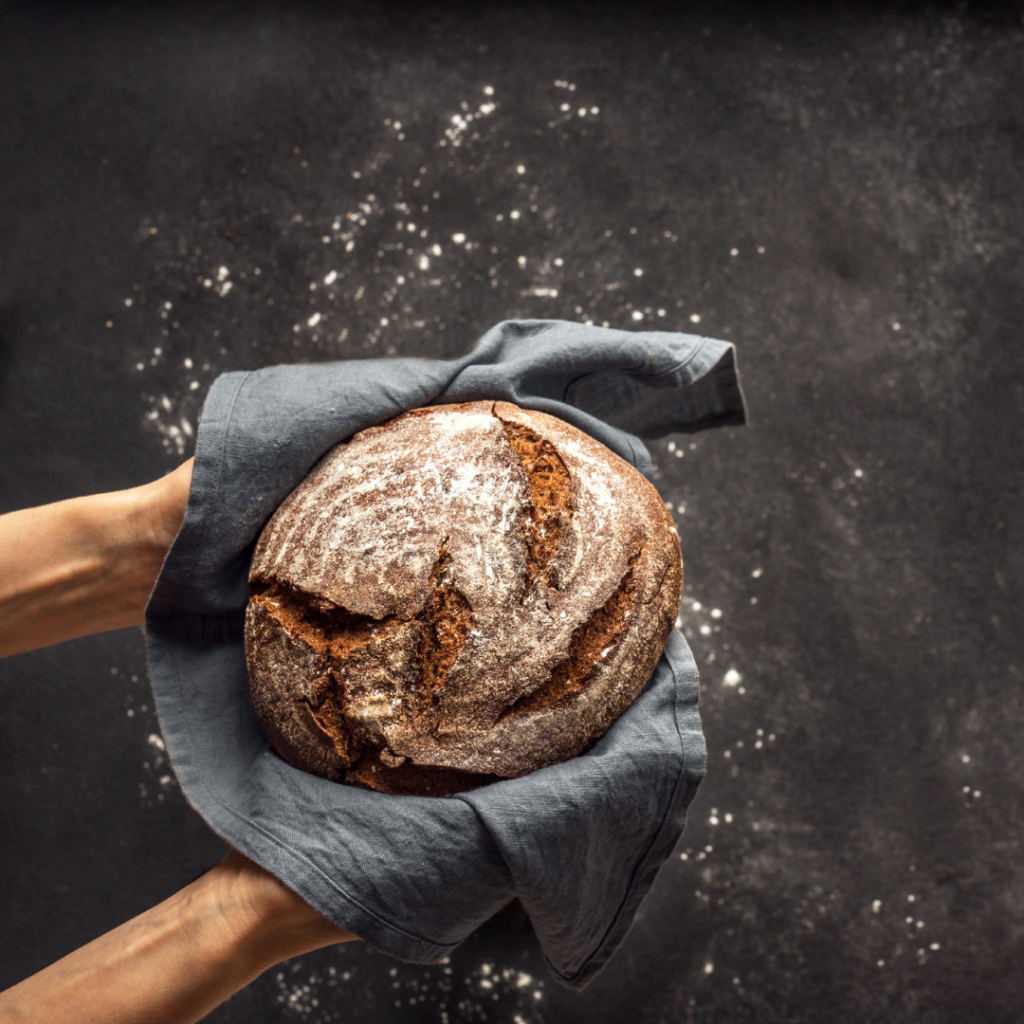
{"left": 244, "top": 401, "right": 682, "bottom": 797}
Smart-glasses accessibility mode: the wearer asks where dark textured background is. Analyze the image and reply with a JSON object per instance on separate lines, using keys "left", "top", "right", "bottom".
{"left": 1, "top": 2, "right": 1022, "bottom": 1021}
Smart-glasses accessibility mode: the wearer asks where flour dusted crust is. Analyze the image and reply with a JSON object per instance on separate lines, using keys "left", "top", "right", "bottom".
{"left": 245, "top": 401, "right": 682, "bottom": 796}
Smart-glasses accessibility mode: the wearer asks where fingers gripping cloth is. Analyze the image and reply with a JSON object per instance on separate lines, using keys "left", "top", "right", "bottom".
{"left": 145, "top": 319, "right": 746, "bottom": 989}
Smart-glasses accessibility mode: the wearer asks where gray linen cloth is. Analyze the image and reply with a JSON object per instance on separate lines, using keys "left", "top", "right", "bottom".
{"left": 145, "top": 319, "right": 746, "bottom": 989}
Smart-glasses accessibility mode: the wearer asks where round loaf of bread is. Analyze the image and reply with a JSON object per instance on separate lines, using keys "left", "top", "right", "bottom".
{"left": 244, "top": 400, "right": 682, "bottom": 797}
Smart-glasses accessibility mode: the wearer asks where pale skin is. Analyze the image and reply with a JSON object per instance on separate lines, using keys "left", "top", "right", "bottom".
{"left": 0, "top": 460, "right": 357, "bottom": 1024}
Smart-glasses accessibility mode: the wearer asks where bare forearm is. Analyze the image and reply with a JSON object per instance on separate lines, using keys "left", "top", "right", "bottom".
{"left": 0, "top": 463, "right": 360, "bottom": 1021}
{"left": 0, "top": 460, "right": 193, "bottom": 658}
{"left": 0, "top": 850, "right": 355, "bottom": 1024}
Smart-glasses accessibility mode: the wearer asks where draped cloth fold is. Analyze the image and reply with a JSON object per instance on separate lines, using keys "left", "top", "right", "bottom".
{"left": 146, "top": 319, "right": 746, "bottom": 988}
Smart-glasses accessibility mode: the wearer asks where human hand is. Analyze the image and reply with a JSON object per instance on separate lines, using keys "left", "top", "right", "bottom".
{"left": 0, "top": 459, "right": 193, "bottom": 658}
{"left": 0, "top": 846, "right": 356, "bottom": 1024}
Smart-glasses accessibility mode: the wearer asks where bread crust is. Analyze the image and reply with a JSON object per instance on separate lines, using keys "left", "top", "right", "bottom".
{"left": 245, "top": 401, "right": 682, "bottom": 795}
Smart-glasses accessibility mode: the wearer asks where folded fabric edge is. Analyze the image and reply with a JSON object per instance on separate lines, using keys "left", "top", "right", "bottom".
{"left": 146, "top": 370, "right": 253, "bottom": 618}
{"left": 548, "top": 774, "right": 703, "bottom": 990}
{"left": 560, "top": 340, "right": 747, "bottom": 443}
{"left": 543, "top": 640, "right": 707, "bottom": 989}
{"left": 684, "top": 344, "right": 749, "bottom": 433}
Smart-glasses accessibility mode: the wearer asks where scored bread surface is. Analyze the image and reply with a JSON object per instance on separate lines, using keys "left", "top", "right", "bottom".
{"left": 245, "top": 401, "right": 682, "bottom": 795}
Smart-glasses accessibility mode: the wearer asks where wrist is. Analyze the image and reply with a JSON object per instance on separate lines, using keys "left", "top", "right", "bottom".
{"left": 205, "top": 850, "right": 356, "bottom": 969}
{"left": 127, "top": 459, "right": 193, "bottom": 562}
{"left": 0, "top": 459, "right": 195, "bottom": 659}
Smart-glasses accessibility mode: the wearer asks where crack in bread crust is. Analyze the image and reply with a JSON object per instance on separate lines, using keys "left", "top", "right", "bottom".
{"left": 250, "top": 539, "right": 475, "bottom": 775}
{"left": 496, "top": 413, "right": 573, "bottom": 595}
{"left": 499, "top": 550, "right": 641, "bottom": 720}
{"left": 249, "top": 579, "right": 397, "bottom": 686}
{"left": 416, "top": 539, "right": 473, "bottom": 717}
{"left": 248, "top": 580, "right": 399, "bottom": 763}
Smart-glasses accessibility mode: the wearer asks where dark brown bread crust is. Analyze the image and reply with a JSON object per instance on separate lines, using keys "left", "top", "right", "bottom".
{"left": 245, "top": 401, "right": 682, "bottom": 796}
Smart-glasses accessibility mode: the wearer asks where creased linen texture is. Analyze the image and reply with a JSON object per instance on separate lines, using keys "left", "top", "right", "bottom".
{"left": 145, "top": 319, "right": 746, "bottom": 989}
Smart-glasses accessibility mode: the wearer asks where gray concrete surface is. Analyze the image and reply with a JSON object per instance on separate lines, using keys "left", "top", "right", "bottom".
{"left": 1, "top": 3, "right": 1022, "bottom": 1021}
